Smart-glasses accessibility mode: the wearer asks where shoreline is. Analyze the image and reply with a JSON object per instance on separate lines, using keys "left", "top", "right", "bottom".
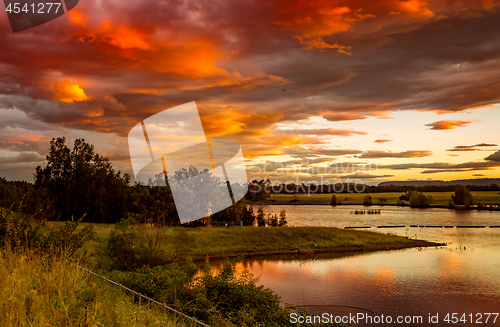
{"left": 192, "top": 239, "right": 442, "bottom": 262}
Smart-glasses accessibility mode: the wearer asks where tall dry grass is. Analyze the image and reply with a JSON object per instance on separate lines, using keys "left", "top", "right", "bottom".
{"left": 0, "top": 246, "right": 192, "bottom": 327}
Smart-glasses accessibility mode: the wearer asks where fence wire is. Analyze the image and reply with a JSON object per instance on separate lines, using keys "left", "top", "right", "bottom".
{"left": 76, "top": 264, "right": 211, "bottom": 327}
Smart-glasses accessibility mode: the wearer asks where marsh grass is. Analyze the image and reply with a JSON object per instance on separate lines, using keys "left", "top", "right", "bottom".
{"left": 0, "top": 246, "right": 193, "bottom": 327}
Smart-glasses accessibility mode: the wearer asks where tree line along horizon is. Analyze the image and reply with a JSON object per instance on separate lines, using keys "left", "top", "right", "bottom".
{"left": 1, "top": 137, "right": 496, "bottom": 224}
{"left": 0, "top": 137, "right": 285, "bottom": 226}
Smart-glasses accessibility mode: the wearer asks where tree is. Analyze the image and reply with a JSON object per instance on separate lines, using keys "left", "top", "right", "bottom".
{"left": 330, "top": 194, "right": 337, "bottom": 206}
{"left": 268, "top": 212, "right": 278, "bottom": 226}
{"left": 409, "top": 191, "right": 432, "bottom": 208}
{"left": 363, "top": 195, "right": 372, "bottom": 206}
{"left": 256, "top": 206, "right": 266, "bottom": 226}
{"left": 34, "top": 137, "right": 130, "bottom": 223}
{"left": 452, "top": 185, "right": 474, "bottom": 207}
{"left": 278, "top": 209, "right": 287, "bottom": 227}
{"left": 240, "top": 205, "right": 256, "bottom": 226}
{"left": 245, "top": 180, "right": 271, "bottom": 202}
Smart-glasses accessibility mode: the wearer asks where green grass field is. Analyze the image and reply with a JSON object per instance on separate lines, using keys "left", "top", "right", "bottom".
{"left": 257, "top": 191, "right": 500, "bottom": 206}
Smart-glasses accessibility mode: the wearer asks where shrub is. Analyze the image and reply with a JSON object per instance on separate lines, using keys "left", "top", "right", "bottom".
{"left": 107, "top": 262, "right": 196, "bottom": 306}
{"left": 399, "top": 192, "right": 410, "bottom": 201}
{"left": 110, "top": 260, "right": 343, "bottom": 326}
{"left": 363, "top": 195, "right": 372, "bottom": 206}
{"left": 102, "top": 219, "right": 195, "bottom": 270}
{"left": 0, "top": 205, "right": 94, "bottom": 256}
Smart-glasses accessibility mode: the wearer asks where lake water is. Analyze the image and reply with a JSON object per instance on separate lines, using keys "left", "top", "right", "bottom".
{"left": 241, "top": 205, "right": 500, "bottom": 326}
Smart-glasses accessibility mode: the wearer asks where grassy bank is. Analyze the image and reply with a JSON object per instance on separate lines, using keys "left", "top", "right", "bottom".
{"left": 256, "top": 191, "right": 500, "bottom": 207}
{"left": 181, "top": 226, "right": 438, "bottom": 259}
{"left": 0, "top": 247, "right": 192, "bottom": 327}
{"left": 45, "top": 222, "right": 439, "bottom": 263}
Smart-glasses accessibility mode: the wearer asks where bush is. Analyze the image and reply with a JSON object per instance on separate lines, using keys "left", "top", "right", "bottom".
{"left": 0, "top": 205, "right": 94, "bottom": 257}
{"left": 399, "top": 192, "right": 410, "bottom": 201}
{"left": 363, "top": 195, "right": 372, "bottom": 206}
{"left": 193, "top": 261, "right": 292, "bottom": 326}
{"left": 108, "top": 262, "right": 196, "bottom": 307}
{"left": 109, "top": 260, "right": 341, "bottom": 326}
{"left": 102, "top": 219, "right": 195, "bottom": 270}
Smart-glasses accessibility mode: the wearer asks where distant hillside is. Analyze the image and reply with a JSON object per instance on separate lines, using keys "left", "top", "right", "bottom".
{"left": 378, "top": 178, "right": 500, "bottom": 187}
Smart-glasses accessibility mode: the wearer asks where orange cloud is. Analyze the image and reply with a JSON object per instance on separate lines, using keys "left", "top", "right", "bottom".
{"left": 295, "top": 36, "right": 351, "bottom": 54}
{"left": 278, "top": 128, "right": 366, "bottom": 136}
{"left": 425, "top": 120, "right": 480, "bottom": 130}
{"left": 262, "top": 134, "right": 326, "bottom": 146}
{"left": 397, "top": 0, "right": 434, "bottom": 17}
{"left": 271, "top": 2, "right": 374, "bottom": 38}
{"left": 322, "top": 112, "right": 366, "bottom": 121}
{"left": 374, "top": 139, "right": 392, "bottom": 143}
{"left": 37, "top": 79, "right": 90, "bottom": 103}
{"left": 103, "top": 27, "right": 151, "bottom": 50}
{"left": 359, "top": 150, "right": 432, "bottom": 158}
{"left": 370, "top": 111, "right": 394, "bottom": 119}
{"left": 199, "top": 106, "right": 247, "bottom": 137}
{"left": 69, "top": 9, "right": 89, "bottom": 27}
{"left": 270, "top": 0, "right": 440, "bottom": 44}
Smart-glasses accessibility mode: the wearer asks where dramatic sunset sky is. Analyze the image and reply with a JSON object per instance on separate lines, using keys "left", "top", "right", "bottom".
{"left": 1, "top": 0, "right": 500, "bottom": 184}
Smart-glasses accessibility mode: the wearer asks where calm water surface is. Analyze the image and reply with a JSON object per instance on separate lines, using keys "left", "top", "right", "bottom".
{"left": 240, "top": 205, "right": 500, "bottom": 326}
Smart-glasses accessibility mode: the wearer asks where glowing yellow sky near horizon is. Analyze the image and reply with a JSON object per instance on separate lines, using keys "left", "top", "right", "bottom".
{"left": 247, "top": 105, "right": 500, "bottom": 182}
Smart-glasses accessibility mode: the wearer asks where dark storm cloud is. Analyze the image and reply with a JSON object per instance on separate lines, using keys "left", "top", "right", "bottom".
{"left": 378, "top": 161, "right": 500, "bottom": 173}
{"left": 447, "top": 143, "right": 499, "bottom": 152}
{"left": 0, "top": 152, "right": 45, "bottom": 164}
{"left": 485, "top": 151, "right": 500, "bottom": 162}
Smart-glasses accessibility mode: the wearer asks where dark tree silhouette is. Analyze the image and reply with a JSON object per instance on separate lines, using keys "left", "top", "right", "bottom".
{"left": 34, "top": 137, "right": 130, "bottom": 223}
{"left": 452, "top": 185, "right": 474, "bottom": 207}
